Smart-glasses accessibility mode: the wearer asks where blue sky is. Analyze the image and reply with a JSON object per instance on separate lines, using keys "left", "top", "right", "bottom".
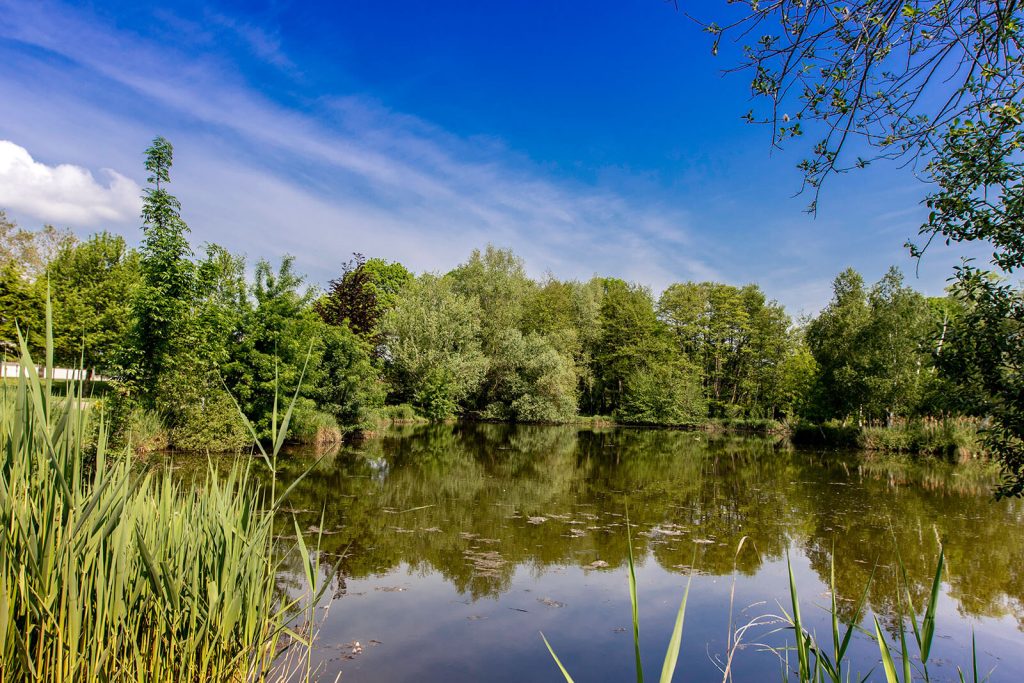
{"left": 0, "top": 0, "right": 983, "bottom": 314}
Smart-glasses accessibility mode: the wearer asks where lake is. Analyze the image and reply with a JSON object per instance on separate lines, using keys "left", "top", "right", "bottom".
{"left": 258, "top": 423, "right": 1024, "bottom": 682}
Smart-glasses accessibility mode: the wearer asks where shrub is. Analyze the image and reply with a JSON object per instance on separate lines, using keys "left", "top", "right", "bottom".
{"left": 617, "top": 362, "right": 705, "bottom": 426}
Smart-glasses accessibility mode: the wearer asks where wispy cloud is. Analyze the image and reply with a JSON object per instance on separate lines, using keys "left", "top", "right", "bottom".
{"left": 0, "top": 140, "right": 141, "bottom": 226}
{"left": 0, "top": 0, "right": 716, "bottom": 291}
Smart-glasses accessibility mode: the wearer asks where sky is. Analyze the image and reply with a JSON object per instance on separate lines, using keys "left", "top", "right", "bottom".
{"left": 0, "top": 0, "right": 986, "bottom": 315}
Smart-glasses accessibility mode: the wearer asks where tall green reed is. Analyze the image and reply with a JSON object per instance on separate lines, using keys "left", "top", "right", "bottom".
{"left": 0, "top": 304, "right": 325, "bottom": 681}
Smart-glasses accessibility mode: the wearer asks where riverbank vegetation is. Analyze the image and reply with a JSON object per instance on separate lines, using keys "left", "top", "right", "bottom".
{"left": 0, "top": 330, "right": 324, "bottom": 681}
{"left": 0, "top": 139, "right": 994, "bottom": 461}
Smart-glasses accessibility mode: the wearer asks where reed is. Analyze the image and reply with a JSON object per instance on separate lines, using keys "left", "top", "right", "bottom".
{"left": 541, "top": 531, "right": 988, "bottom": 682}
{"left": 0, "top": 306, "right": 324, "bottom": 681}
{"left": 541, "top": 512, "right": 694, "bottom": 683}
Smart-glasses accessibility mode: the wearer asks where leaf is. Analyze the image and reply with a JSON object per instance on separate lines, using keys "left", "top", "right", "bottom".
{"left": 540, "top": 632, "right": 576, "bottom": 683}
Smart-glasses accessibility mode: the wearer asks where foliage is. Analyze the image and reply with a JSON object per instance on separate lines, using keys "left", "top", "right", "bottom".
{"left": 0, "top": 320, "right": 322, "bottom": 681}
{"left": 317, "top": 254, "right": 412, "bottom": 343}
{"left": 593, "top": 279, "right": 674, "bottom": 414}
{"left": 690, "top": 0, "right": 1024, "bottom": 492}
{"left": 479, "top": 330, "right": 579, "bottom": 423}
{"left": 314, "top": 321, "right": 383, "bottom": 429}
{"left": 806, "top": 268, "right": 933, "bottom": 423}
{"left": 123, "top": 136, "right": 196, "bottom": 403}
{"left": 381, "top": 274, "right": 488, "bottom": 420}
{"left": 223, "top": 257, "right": 320, "bottom": 440}
{"left": 937, "top": 273, "right": 1024, "bottom": 496}
{"left": 48, "top": 232, "right": 141, "bottom": 370}
{"left": 617, "top": 361, "right": 705, "bottom": 426}
{"left": 658, "top": 281, "right": 792, "bottom": 417}
{"left": 0, "top": 260, "right": 46, "bottom": 357}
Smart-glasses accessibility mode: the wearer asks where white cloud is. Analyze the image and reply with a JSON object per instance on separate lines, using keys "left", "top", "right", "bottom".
{"left": 0, "top": 140, "right": 141, "bottom": 226}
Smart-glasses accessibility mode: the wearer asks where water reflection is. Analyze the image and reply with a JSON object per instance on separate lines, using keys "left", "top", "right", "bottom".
{"left": 265, "top": 423, "right": 1023, "bottom": 628}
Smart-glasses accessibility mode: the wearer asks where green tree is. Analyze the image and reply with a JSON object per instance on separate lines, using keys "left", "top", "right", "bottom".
{"left": 478, "top": 330, "right": 578, "bottom": 423}
{"left": 692, "top": 1, "right": 1024, "bottom": 492}
{"left": 804, "top": 269, "right": 872, "bottom": 421}
{"left": 224, "top": 256, "right": 321, "bottom": 438}
{"left": 381, "top": 274, "right": 487, "bottom": 420}
{"left": 449, "top": 245, "right": 535, "bottom": 351}
{"left": 0, "top": 261, "right": 46, "bottom": 357}
{"left": 593, "top": 279, "right": 679, "bottom": 414}
{"left": 658, "top": 281, "right": 792, "bottom": 417}
{"left": 617, "top": 361, "right": 705, "bottom": 425}
{"left": 124, "top": 136, "right": 196, "bottom": 402}
{"left": 806, "top": 268, "right": 931, "bottom": 423}
{"left": 47, "top": 232, "right": 141, "bottom": 371}
{"left": 523, "top": 276, "right": 604, "bottom": 413}
{"left": 316, "top": 323, "right": 384, "bottom": 429}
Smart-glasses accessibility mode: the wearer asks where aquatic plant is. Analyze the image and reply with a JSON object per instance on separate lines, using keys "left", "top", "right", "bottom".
{"left": 541, "top": 530, "right": 988, "bottom": 682}
{"left": 0, "top": 312, "right": 324, "bottom": 681}
{"left": 541, "top": 514, "right": 694, "bottom": 683}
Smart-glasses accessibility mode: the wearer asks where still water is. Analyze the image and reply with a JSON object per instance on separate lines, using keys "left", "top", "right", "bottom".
{"left": 264, "top": 424, "right": 1023, "bottom": 682}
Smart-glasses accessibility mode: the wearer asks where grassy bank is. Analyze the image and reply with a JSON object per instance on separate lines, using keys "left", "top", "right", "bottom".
{"left": 791, "top": 418, "right": 985, "bottom": 458}
{"left": 1, "top": 334, "right": 323, "bottom": 681}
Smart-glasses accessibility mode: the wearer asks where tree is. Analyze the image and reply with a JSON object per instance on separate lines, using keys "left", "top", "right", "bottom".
{"left": 0, "top": 210, "right": 76, "bottom": 279}
{"left": 381, "top": 274, "right": 487, "bottom": 420}
{"left": 48, "top": 232, "right": 141, "bottom": 371}
{"left": 449, "top": 246, "right": 544, "bottom": 413}
{"left": 317, "top": 254, "right": 412, "bottom": 347}
{"left": 522, "top": 276, "right": 604, "bottom": 413}
{"left": 593, "top": 279, "right": 678, "bottom": 414}
{"left": 0, "top": 261, "right": 45, "bottom": 357}
{"left": 690, "top": 0, "right": 1024, "bottom": 494}
{"left": 124, "top": 136, "right": 196, "bottom": 400}
{"left": 224, "top": 256, "right": 321, "bottom": 438}
{"left": 658, "top": 281, "right": 792, "bottom": 417}
{"left": 618, "top": 362, "right": 706, "bottom": 425}
{"left": 315, "top": 323, "right": 384, "bottom": 428}
{"left": 936, "top": 274, "right": 1024, "bottom": 495}
{"left": 477, "top": 330, "right": 578, "bottom": 423}
{"left": 317, "top": 254, "right": 377, "bottom": 338}
{"left": 806, "top": 267, "right": 932, "bottom": 423}
{"left": 449, "top": 245, "right": 535, "bottom": 350}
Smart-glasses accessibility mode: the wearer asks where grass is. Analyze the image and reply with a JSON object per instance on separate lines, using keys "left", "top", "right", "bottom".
{"left": 792, "top": 418, "right": 985, "bottom": 459}
{"left": 0, "top": 306, "right": 326, "bottom": 681}
{"left": 373, "top": 403, "right": 429, "bottom": 424}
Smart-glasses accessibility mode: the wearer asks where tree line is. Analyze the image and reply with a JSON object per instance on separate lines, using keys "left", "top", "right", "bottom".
{"left": 0, "top": 137, "right": 987, "bottom": 452}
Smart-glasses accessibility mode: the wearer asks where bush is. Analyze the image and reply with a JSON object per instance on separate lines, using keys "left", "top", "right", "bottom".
{"left": 162, "top": 373, "right": 251, "bottom": 453}
{"left": 616, "top": 362, "right": 705, "bottom": 426}
{"left": 790, "top": 420, "right": 862, "bottom": 448}
{"left": 288, "top": 400, "right": 343, "bottom": 445}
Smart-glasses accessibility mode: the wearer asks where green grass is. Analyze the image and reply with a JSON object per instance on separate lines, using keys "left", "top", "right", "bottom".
{"left": 0, "top": 308, "right": 325, "bottom": 681}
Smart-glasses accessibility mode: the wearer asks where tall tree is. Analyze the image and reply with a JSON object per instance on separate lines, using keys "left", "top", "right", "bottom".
{"left": 124, "top": 136, "right": 196, "bottom": 401}
{"left": 806, "top": 267, "right": 932, "bottom": 423}
{"left": 659, "top": 281, "right": 792, "bottom": 417}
